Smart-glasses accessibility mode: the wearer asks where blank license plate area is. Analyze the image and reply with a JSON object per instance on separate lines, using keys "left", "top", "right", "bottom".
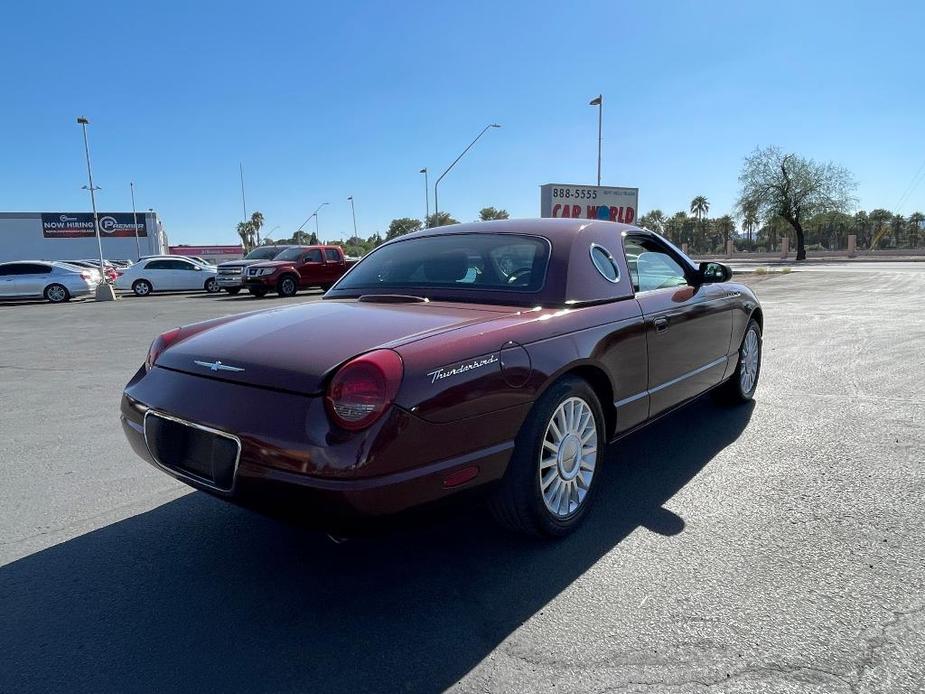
{"left": 145, "top": 413, "right": 238, "bottom": 491}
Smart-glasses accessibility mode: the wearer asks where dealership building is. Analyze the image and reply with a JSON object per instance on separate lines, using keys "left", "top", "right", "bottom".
{"left": 0, "top": 211, "right": 167, "bottom": 263}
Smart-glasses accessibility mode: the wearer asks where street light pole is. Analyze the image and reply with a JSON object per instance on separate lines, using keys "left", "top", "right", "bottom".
{"left": 433, "top": 123, "right": 501, "bottom": 220}
{"left": 347, "top": 196, "right": 357, "bottom": 237}
{"left": 130, "top": 181, "right": 140, "bottom": 260}
{"left": 76, "top": 117, "right": 112, "bottom": 301}
{"left": 239, "top": 162, "right": 248, "bottom": 221}
{"left": 589, "top": 95, "right": 603, "bottom": 186}
{"left": 419, "top": 168, "right": 429, "bottom": 225}
{"left": 312, "top": 202, "right": 328, "bottom": 240}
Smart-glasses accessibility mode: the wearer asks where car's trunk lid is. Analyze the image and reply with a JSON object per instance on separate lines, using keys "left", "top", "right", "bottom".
{"left": 155, "top": 300, "right": 515, "bottom": 395}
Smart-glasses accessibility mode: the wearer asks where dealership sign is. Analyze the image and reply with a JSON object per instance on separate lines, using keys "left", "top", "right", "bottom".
{"left": 41, "top": 213, "right": 147, "bottom": 238}
{"left": 540, "top": 183, "right": 638, "bottom": 224}
{"left": 169, "top": 245, "right": 243, "bottom": 256}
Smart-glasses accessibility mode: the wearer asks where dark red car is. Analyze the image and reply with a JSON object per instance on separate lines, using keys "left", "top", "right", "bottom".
{"left": 242, "top": 245, "right": 356, "bottom": 298}
{"left": 121, "top": 219, "right": 762, "bottom": 537}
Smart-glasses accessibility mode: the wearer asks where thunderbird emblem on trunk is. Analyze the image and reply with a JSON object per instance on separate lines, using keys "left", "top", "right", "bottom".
{"left": 193, "top": 360, "right": 245, "bottom": 373}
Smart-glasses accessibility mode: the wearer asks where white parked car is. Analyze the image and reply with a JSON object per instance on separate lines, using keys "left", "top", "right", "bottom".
{"left": 0, "top": 261, "right": 100, "bottom": 303}
{"left": 115, "top": 257, "right": 220, "bottom": 296}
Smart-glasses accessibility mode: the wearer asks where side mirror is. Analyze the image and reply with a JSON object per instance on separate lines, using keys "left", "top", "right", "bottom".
{"left": 697, "top": 261, "right": 732, "bottom": 284}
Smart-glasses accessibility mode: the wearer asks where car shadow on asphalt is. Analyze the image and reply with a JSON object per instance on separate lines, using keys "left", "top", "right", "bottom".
{"left": 0, "top": 397, "right": 753, "bottom": 694}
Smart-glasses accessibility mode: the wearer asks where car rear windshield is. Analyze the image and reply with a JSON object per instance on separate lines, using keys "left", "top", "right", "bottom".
{"left": 245, "top": 246, "right": 286, "bottom": 261}
{"left": 335, "top": 233, "right": 550, "bottom": 295}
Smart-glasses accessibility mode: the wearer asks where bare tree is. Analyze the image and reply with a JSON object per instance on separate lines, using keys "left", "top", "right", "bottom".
{"left": 738, "top": 146, "right": 856, "bottom": 260}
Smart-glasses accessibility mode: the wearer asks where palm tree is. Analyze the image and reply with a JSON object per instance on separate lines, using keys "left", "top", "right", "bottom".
{"left": 690, "top": 196, "right": 710, "bottom": 221}
{"left": 479, "top": 207, "right": 510, "bottom": 221}
{"left": 741, "top": 201, "right": 759, "bottom": 242}
{"left": 641, "top": 209, "right": 667, "bottom": 236}
{"left": 250, "top": 211, "right": 265, "bottom": 245}
{"left": 236, "top": 221, "right": 255, "bottom": 252}
{"left": 908, "top": 212, "right": 924, "bottom": 248}
{"left": 426, "top": 211, "right": 458, "bottom": 228}
{"left": 717, "top": 215, "right": 736, "bottom": 247}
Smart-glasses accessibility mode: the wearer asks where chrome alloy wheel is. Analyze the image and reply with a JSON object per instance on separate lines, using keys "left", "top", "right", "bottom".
{"left": 539, "top": 396, "right": 598, "bottom": 518}
{"left": 46, "top": 285, "right": 67, "bottom": 302}
{"left": 740, "top": 327, "right": 760, "bottom": 394}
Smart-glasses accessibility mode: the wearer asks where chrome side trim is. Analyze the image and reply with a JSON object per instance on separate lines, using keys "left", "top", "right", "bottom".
{"left": 614, "top": 390, "right": 648, "bottom": 409}
{"left": 648, "top": 356, "right": 727, "bottom": 395}
{"left": 142, "top": 410, "right": 241, "bottom": 494}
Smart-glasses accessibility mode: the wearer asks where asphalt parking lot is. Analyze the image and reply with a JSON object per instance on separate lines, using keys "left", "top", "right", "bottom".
{"left": 1, "top": 267, "right": 923, "bottom": 694}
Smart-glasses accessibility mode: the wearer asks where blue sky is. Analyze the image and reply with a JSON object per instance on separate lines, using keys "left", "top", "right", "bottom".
{"left": 1, "top": 0, "right": 922, "bottom": 244}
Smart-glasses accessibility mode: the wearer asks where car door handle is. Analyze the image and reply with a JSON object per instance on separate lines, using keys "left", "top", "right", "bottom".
{"left": 653, "top": 317, "right": 669, "bottom": 334}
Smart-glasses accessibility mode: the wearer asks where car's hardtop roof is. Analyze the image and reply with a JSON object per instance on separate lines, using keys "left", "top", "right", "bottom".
{"left": 402, "top": 217, "right": 631, "bottom": 239}
{"left": 330, "top": 218, "right": 693, "bottom": 307}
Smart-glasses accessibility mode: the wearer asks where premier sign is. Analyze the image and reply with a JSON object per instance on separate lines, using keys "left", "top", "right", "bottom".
{"left": 41, "top": 212, "right": 147, "bottom": 238}
{"left": 540, "top": 183, "right": 638, "bottom": 224}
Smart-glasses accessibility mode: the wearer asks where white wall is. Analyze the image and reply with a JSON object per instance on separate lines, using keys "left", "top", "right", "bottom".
{"left": 0, "top": 212, "right": 166, "bottom": 263}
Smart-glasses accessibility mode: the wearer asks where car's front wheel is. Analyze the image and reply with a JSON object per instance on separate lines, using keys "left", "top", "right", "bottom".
{"left": 132, "top": 279, "right": 152, "bottom": 297}
{"left": 716, "top": 317, "right": 762, "bottom": 403}
{"left": 490, "top": 376, "right": 604, "bottom": 538}
{"left": 204, "top": 278, "right": 220, "bottom": 293}
{"left": 249, "top": 287, "right": 268, "bottom": 298}
{"left": 224, "top": 287, "right": 241, "bottom": 295}
{"left": 44, "top": 284, "right": 70, "bottom": 303}
{"left": 277, "top": 275, "right": 298, "bottom": 297}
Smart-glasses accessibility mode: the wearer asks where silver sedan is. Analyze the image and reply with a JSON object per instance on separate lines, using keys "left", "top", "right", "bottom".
{"left": 0, "top": 261, "right": 100, "bottom": 303}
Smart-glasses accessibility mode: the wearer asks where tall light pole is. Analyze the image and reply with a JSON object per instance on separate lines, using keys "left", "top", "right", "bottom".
{"left": 130, "top": 181, "right": 141, "bottom": 260}
{"left": 589, "top": 95, "right": 602, "bottom": 186}
{"left": 239, "top": 162, "right": 248, "bottom": 221}
{"left": 312, "top": 202, "right": 328, "bottom": 240}
{"left": 76, "top": 116, "right": 112, "bottom": 301}
{"left": 347, "top": 196, "right": 357, "bottom": 237}
{"left": 419, "top": 168, "right": 429, "bottom": 224}
{"left": 434, "top": 123, "right": 500, "bottom": 221}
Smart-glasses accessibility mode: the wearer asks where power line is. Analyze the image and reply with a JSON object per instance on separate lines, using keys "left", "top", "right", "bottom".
{"left": 894, "top": 157, "right": 925, "bottom": 213}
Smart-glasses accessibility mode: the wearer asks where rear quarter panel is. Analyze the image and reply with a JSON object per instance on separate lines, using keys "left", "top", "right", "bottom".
{"left": 394, "top": 300, "right": 647, "bottom": 433}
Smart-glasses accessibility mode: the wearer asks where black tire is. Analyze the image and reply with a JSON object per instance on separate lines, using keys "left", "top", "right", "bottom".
{"left": 715, "top": 317, "right": 762, "bottom": 403}
{"left": 319, "top": 283, "right": 333, "bottom": 292}
{"left": 44, "top": 284, "right": 70, "bottom": 303}
{"left": 489, "top": 376, "right": 605, "bottom": 538}
{"left": 132, "top": 279, "right": 153, "bottom": 297}
{"left": 248, "top": 287, "right": 268, "bottom": 298}
{"left": 204, "top": 278, "right": 220, "bottom": 293}
{"left": 277, "top": 275, "right": 298, "bottom": 297}
{"left": 224, "top": 287, "right": 241, "bottom": 296}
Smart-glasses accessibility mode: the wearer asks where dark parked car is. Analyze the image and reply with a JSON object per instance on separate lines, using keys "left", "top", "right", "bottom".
{"left": 121, "top": 219, "right": 762, "bottom": 537}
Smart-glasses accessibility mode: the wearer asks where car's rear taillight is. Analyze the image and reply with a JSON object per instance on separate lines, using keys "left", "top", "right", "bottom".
{"left": 145, "top": 327, "right": 181, "bottom": 372}
{"left": 326, "top": 350, "right": 403, "bottom": 431}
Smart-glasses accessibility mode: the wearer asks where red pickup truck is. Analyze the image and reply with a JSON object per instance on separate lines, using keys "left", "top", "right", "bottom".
{"left": 242, "top": 245, "right": 357, "bottom": 298}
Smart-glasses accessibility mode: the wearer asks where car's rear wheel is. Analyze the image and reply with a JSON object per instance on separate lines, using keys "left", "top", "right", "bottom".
{"left": 204, "top": 278, "right": 220, "bottom": 293}
{"left": 320, "top": 283, "right": 333, "bottom": 292}
{"left": 716, "top": 317, "right": 762, "bottom": 403}
{"left": 44, "top": 284, "right": 70, "bottom": 303}
{"left": 277, "top": 275, "right": 298, "bottom": 297}
{"left": 249, "top": 287, "right": 268, "bottom": 298}
{"left": 489, "top": 376, "right": 603, "bottom": 538}
{"left": 132, "top": 279, "right": 152, "bottom": 297}
{"left": 224, "top": 287, "right": 241, "bottom": 295}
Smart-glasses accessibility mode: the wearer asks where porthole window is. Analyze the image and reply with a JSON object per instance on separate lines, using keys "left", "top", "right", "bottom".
{"left": 590, "top": 244, "right": 620, "bottom": 283}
